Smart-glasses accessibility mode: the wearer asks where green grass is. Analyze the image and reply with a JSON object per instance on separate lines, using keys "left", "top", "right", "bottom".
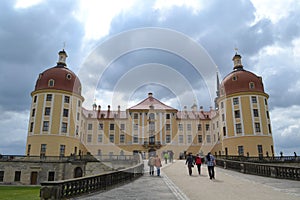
{"left": 0, "top": 186, "right": 40, "bottom": 200}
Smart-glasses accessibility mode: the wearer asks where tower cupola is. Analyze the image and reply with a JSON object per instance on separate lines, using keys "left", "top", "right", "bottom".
{"left": 57, "top": 49, "right": 68, "bottom": 67}
{"left": 232, "top": 53, "right": 243, "bottom": 70}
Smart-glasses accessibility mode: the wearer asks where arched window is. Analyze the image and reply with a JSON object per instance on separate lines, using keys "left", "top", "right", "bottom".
{"left": 48, "top": 79, "right": 55, "bottom": 87}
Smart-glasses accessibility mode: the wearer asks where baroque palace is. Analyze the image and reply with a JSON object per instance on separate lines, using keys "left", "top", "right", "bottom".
{"left": 26, "top": 49, "right": 274, "bottom": 159}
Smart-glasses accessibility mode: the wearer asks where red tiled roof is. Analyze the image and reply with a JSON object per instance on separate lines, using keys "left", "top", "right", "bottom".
{"left": 128, "top": 94, "right": 177, "bottom": 111}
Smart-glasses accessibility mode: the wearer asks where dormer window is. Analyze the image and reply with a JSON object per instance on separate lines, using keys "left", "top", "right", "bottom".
{"left": 48, "top": 79, "right": 55, "bottom": 87}
{"left": 66, "top": 73, "right": 72, "bottom": 80}
{"left": 232, "top": 76, "right": 237, "bottom": 81}
{"left": 249, "top": 82, "right": 255, "bottom": 89}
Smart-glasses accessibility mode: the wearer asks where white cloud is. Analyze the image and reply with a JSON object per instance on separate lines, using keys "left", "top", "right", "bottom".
{"left": 14, "top": 0, "right": 44, "bottom": 9}
{"left": 0, "top": 110, "right": 29, "bottom": 154}
{"left": 250, "top": 0, "right": 296, "bottom": 23}
{"left": 74, "top": 0, "right": 137, "bottom": 41}
{"left": 153, "top": 0, "right": 202, "bottom": 14}
{"left": 271, "top": 105, "right": 300, "bottom": 155}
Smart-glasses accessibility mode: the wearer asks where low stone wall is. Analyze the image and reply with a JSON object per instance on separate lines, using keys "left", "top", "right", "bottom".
{"left": 0, "top": 155, "right": 139, "bottom": 185}
{"left": 216, "top": 159, "right": 300, "bottom": 181}
{"left": 40, "top": 155, "right": 144, "bottom": 199}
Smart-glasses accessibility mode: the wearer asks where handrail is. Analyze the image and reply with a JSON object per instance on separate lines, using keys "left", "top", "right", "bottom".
{"left": 40, "top": 154, "right": 144, "bottom": 200}
{"left": 216, "top": 158, "right": 300, "bottom": 181}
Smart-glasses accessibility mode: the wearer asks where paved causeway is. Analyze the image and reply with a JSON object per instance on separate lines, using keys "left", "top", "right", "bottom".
{"left": 77, "top": 160, "right": 300, "bottom": 200}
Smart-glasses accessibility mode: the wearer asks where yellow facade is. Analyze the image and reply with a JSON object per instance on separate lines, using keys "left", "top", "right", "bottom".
{"left": 25, "top": 51, "right": 274, "bottom": 159}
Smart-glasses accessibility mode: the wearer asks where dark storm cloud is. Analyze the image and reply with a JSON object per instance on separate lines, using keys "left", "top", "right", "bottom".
{"left": 0, "top": 0, "right": 84, "bottom": 112}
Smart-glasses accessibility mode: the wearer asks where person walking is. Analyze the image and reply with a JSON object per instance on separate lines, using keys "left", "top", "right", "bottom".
{"left": 148, "top": 155, "right": 155, "bottom": 176}
{"left": 154, "top": 155, "right": 162, "bottom": 176}
{"left": 164, "top": 152, "right": 169, "bottom": 164}
{"left": 206, "top": 152, "right": 216, "bottom": 179}
{"left": 195, "top": 154, "right": 202, "bottom": 175}
{"left": 185, "top": 153, "right": 195, "bottom": 176}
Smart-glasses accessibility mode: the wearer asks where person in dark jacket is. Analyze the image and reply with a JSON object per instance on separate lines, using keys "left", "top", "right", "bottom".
{"left": 206, "top": 152, "right": 216, "bottom": 179}
{"left": 185, "top": 153, "right": 195, "bottom": 176}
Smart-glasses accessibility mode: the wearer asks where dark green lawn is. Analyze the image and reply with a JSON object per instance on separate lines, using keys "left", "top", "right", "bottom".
{"left": 0, "top": 186, "right": 40, "bottom": 200}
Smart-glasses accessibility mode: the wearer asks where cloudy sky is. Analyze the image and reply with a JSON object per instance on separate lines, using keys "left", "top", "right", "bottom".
{"left": 0, "top": 0, "right": 299, "bottom": 155}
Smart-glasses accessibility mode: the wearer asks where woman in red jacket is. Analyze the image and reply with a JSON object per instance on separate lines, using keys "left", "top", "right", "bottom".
{"left": 195, "top": 154, "right": 202, "bottom": 175}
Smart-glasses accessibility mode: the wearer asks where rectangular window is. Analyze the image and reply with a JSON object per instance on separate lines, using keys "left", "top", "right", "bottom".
{"left": 134, "top": 124, "right": 138, "bottom": 131}
{"left": 134, "top": 113, "right": 138, "bottom": 119}
{"left": 264, "top": 99, "right": 268, "bottom": 105}
{"left": 30, "top": 122, "right": 34, "bottom": 132}
{"left": 76, "top": 125, "right": 79, "bottom": 135}
{"left": 251, "top": 96, "right": 257, "bottom": 103}
{"left": 166, "top": 114, "right": 170, "bottom": 119}
{"left": 166, "top": 124, "right": 171, "bottom": 131}
{"left": 44, "top": 107, "right": 51, "bottom": 115}
{"left": 64, "top": 96, "right": 70, "bottom": 103}
{"left": 187, "top": 124, "right": 191, "bottom": 131}
{"left": 97, "top": 149, "right": 102, "bottom": 156}
{"left": 166, "top": 135, "right": 171, "bottom": 143}
{"left": 187, "top": 135, "right": 192, "bottom": 143}
{"left": 149, "top": 122, "right": 155, "bottom": 131}
{"left": 109, "top": 134, "right": 114, "bottom": 143}
{"left": 14, "top": 171, "right": 21, "bottom": 182}
{"left": 198, "top": 135, "right": 202, "bottom": 143}
{"left": 40, "top": 144, "right": 46, "bottom": 157}
{"left": 98, "top": 123, "right": 103, "bottom": 130}
{"left": 178, "top": 123, "right": 183, "bottom": 131}
{"left": 78, "top": 100, "right": 81, "bottom": 107}
{"left": 97, "top": 134, "right": 103, "bottom": 143}
{"left": 27, "top": 144, "right": 31, "bottom": 156}
{"left": 255, "top": 123, "right": 261, "bottom": 132}
{"left": 234, "top": 110, "right": 240, "bottom": 118}
{"left": 33, "top": 95, "right": 37, "bottom": 103}
{"left": 61, "top": 122, "right": 67, "bottom": 133}
{"left": 257, "top": 145, "right": 263, "bottom": 157}
{"left": 236, "top": 123, "right": 242, "bottom": 134}
{"left": 43, "top": 121, "right": 49, "bottom": 131}
{"left": 77, "top": 113, "right": 80, "bottom": 121}
{"left": 133, "top": 135, "right": 139, "bottom": 143}
{"left": 253, "top": 109, "right": 259, "bottom": 117}
{"left": 179, "top": 135, "right": 184, "bottom": 144}
{"left": 222, "top": 114, "right": 225, "bottom": 121}
{"left": 63, "top": 109, "right": 69, "bottom": 117}
{"left": 221, "top": 102, "right": 224, "bottom": 109}
{"left": 206, "top": 135, "right": 211, "bottom": 143}
{"left": 266, "top": 111, "right": 270, "bottom": 119}
{"left": 120, "top": 134, "right": 125, "bottom": 143}
{"left": 238, "top": 146, "right": 244, "bottom": 156}
{"left": 205, "top": 124, "right": 210, "bottom": 131}
{"left": 31, "top": 108, "right": 35, "bottom": 117}
{"left": 223, "top": 127, "right": 227, "bottom": 136}
{"left": 88, "top": 123, "right": 93, "bottom": 130}
{"left": 110, "top": 124, "right": 115, "bottom": 131}
{"left": 268, "top": 124, "right": 272, "bottom": 134}
{"left": 233, "top": 97, "right": 239, "bottom": 105}
{"left": 48, "top": 171, "right": 55, "bottom": 181}
{"left": 87, "top": 134, "right": 92, "bottom": 143}
{"left": 59, "top": 145, "right": 65, "bottom": 157}
{"left": 197, "top": 124, "right": 202, "bottom": 131}
{"left": 0, "top": 171, "right": 4, "bottom": 182}
{"left": 120, "top": 124, "right": 125, "bottom": 130}
{"left": 46, "top": 94, "right": 52, "bottom": 101}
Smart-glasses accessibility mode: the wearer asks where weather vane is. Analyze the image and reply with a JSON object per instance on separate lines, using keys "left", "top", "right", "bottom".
{"left": 63, "top": 42, "right": 66, "bottom": 50}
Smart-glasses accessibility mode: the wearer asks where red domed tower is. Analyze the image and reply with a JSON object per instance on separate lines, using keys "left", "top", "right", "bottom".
{"left": 216, "top": 52, "right": 274, "bottom": 157}
{"left": 26, "top": 50, "right": 87, "bottom": 157}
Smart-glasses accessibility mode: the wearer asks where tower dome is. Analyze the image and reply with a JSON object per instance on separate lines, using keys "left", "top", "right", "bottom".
{"left": 34, "top": 50, "right": 82, "bottom": 95}
{"left": 220, "top": 53, "right": 265, "bottom": 96}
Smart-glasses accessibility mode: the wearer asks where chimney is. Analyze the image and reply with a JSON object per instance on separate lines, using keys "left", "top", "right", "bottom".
{"left": 200, "top": 106, "right": 204, "bottom": 112}
{"left": 107, "top": 105, "right": 111, "bottom": 118}
{"left": 148, "top": 92, "right": 153, "bottom": 98}
{"left": 118, "top": 105, "right": 121, "bottom": 117}
{"left": 97, "top": 105, "right": 101, "bottom": 119}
